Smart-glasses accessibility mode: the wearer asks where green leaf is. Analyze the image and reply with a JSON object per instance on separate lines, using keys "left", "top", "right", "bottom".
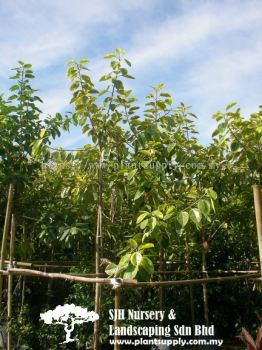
{"left": 189, "top": 208, "right": 201, "bottom": 224}
{"left": 136, "top": 212, "right": 150, "bottom": 224}
{"left": 127, "top": 169, "right": 137, "bottom": 181}
{"left": 99, "top": 73, "right": 111, "bottom": 81}
{"left": 112, "top": 79, "right": 124, "bottom": 90}
{"left": 31, "top": 139, "right": 43, "bottom": 157}
{"left": 177, "top": 211, "right": 189, "bottom": 227}
{"left": 104, "top": 53, "right": 115, "bottom": 59}
{"left": 164, "top": 206, "right": 175, "bottom": 220}
{"left": 60, "top": 229, "right": 69, "bottom": 241}
{"left": 152, "top": 210, "right": 163, "bottom": 219}
{"left": 167, "top": 143, "right": 176, "bottom": 153}
{"left": 99, "top": 86, "right": 110, "bottom": 96}
{"left": 154, "top": 83, "right": 164, "bottom": 92}
{"left": 210, "top": 198, "right": 216, "bottom": 212}
{"left": 134, "top": 189, "right": 144, "bottom": 201}
{"left": 127, "top": 239, "right": 138, "bottom": 249}
{"left": 79, "top": 59, "right": 89, "bottom": 64}
{"left": 226, "top": 102, "right": 237, "bottom": 110}
{"left": 207, "top": 188, "right": 218, "bottom": 200}
{"left": 156, "top": 101, "right": 166, "bottom": 110}
{"left": 40, "top": 129, "right": 46, "bottom": 138}
{"left": 140, "top": 219, "right": 149, "bottom": 229}
{"left": 125, "top": 75, "right": 135, "bottom": 79}
{"left": 9, "top": 84, "right": 19, "bottom": 91}
{"left": 217, "top": 122, "right": 227, "bottom": 134}
{"left": 115, "top": 48, "right": 122, "bottom": 54}
{"left": 198, "top": 200, "right": 210, "bottom": 217}
{"left": 141, "top": 257, "right": 154, "bottom": 274}
{"left": 131, "top": 252, "right": 142, "bottom": 266}
{"left": 105, "top": 263, "right": 118, "bottom": 276}
{"left": 151, "top": 217, "right": 157, "bottom": 230}
{"left": 140, "top": 149, "right": 151, "bottom": 156}
{"left": 119, "top": 253, "right": 131, "bottom": 267}
{"left": 231, "top": 141, "right": 240, "bottom": 152}
{"left": 160, "top": 92, "right": 171, "bottom": 97}
{"left": 124, "top": 58, "right": 131, "bottom": 67}
{"left": 120, "top": 68, "right": 128, "bottom": 76}
{"left": 139, "top": 243, "right": 154, "bottom": 250}
{"left": 123, "top": 264, "right": 138, "bottom": 279}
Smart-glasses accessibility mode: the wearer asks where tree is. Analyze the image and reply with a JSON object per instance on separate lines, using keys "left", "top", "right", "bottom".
{"left": 40, "top": 304, "right": 99, "bottom": 344}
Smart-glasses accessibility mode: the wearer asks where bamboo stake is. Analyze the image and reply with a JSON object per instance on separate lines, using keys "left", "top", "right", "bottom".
{"left": 7, "top": 214, "right": 16, "bottom": 350}
{"left": 253, "top": 185, "right": 262, "bottom": 277}
{"left": 201, "top": 231, "right": 209, "bottom": 326}
{"left": 20, "top": 277, "right": 26, "bottom": 310}
{"left": 159, "top": 242, "right": 165, "bottom": 313}
{"left": 94, "top": 148, "right": 104, "bottom": 350}
{"left": 20, "top": 223, "right": 27, "bottom": 312}
{"left": 114, "top": 288, "right": 121, "bottom": 350}
{"left": 185, "top": 231, "right": 195, "bottom": 326}
{"left": 0, "top": 184, "right": 14, "bottom": 307}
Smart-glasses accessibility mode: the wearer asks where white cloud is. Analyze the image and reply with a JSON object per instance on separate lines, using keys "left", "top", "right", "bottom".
{"left": 0, "top": 0, "right": 157, "bottom": 69}
{"left": 121, "top": 0, "right": 262, "bottom": 143}
{"left": 41, "top": 87, "right": 71, "bottom": 116}
{"left": 1, "top": 0, "right": 261, "bottom": 146}
{"left": 52, "top": 131, "right": 86, "bottom": 149}
{"left": 128, "top": 1, "right": 262, "bottom": 69}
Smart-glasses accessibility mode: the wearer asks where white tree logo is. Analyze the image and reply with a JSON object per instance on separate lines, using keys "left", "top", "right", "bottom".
{"left": 40, "top": 304, "right": 99, "bottom": 344}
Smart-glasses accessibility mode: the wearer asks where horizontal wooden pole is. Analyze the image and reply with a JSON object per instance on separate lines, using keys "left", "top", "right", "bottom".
{"left": 4, "top": 260, "right": 80, "bottom": 268}
{"left": 136, "top": 273, "right": 260, "bottom": 288}
{"left": 4, "top": 261, "right": 258, "bottom": 276}
{"left": 155, "top": 270, "right": 259, "bottom": 275}
{"left": 0, "top": 268, "right": 137, "bottom": 287}
{"left": 0, "top": 268, "right": 259, "bottom": 289}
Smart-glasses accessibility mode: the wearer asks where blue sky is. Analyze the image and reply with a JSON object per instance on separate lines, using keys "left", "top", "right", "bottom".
{"left": 0, "top": 0, "right": 261, "bottom": 147}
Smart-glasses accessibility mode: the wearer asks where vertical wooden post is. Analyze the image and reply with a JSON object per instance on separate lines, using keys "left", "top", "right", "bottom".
{"left": 7, "top": 214, "right": 16, "bottom": 350}
{"left": 201, "top": 230, "right": 209, "bottom": 326}
{"left": 20, "top": 277, "right": 26, "bottom": 310}
{"left": 20, "top": 224, "right": 26, "bottom": 311}
{"left": 253, "top": 185, "right": 262, "bottom": 277}
{"left": 114, "top": 288, "right": 121, "bottom": 350}
{"left": 0, "top": 184, "right": 14, "bottom": 307}
{"left": 185, "top": 231, "right": 195, "bottom": 326}
{"left": 94, "top": 282, "right": 101, "bottom": 350}
{"left": 159, "top": 241, "right": 164, "bottom": 313}
{"left": 94, "top": 149, "right": 104, "bottom": 350}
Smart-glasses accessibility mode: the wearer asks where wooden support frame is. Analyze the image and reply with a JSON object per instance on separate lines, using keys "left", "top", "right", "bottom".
{"left": 0, "top": 266, "right": 258, "bottom": 350}
{"left": 0, "top": 185, "right": 259, "bottom": 349}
